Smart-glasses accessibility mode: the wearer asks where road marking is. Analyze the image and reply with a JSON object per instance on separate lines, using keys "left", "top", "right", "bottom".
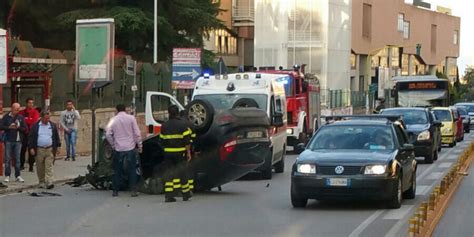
{"left": 446, "top": 154, "right": 458, "bottom": 160}
{"left": 348, "top": 210, "right": 384, "bottom": 237}
{"left": 385, "top": 143, "right": 462, "bottom": 237}
{"left": 438, "top": 162, "right": 453, "bottom": 168}
{"left": 383, "top": 205, "right": 414, "bottom": 220}
{"left": 416, "top": 185, "right": 430, "bottom": 196}
{"left": 426, "top": 172, "right": 443, "bottom": 180}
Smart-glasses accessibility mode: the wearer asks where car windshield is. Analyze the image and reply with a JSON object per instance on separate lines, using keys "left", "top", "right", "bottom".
{"left": 456, "top": 107, "right": 468, "bottom": 115}
{"left": 381, "top": 109, "right": 428, "bottom": 125}
{"left": 309, "top": 125, "right": 395, "bottom": 151}
{"left": 194, "top": 94, "right": 268, "bottom": 112}
{"left": 433, "top": 110, "right": 452, "bottom": 122}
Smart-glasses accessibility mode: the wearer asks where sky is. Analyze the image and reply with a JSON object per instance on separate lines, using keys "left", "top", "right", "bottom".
{"left": 405, "top": 0, "right": 474, "bottom": 76}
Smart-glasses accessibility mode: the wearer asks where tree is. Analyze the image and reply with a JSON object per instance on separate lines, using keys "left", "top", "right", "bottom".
{"left": 5, "top": 0, "right": 224, "bottom": 62}
{"left": 461, "top": 66, "right": 474, "bottom": 102}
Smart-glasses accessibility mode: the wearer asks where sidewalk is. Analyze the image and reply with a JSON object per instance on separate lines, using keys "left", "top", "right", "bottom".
{"left": 0, "top": 156, "right": 90, "bottom": 194}
{"left": 433, "top": 153, "right": 474, "bottom": 236}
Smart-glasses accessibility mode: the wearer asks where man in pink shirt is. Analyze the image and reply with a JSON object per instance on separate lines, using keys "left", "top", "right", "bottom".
{"left": 105, "top": 104, "right": 142, "bottom": 197}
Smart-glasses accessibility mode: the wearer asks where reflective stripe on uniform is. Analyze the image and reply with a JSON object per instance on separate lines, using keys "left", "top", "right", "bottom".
{"left": 164, "top": 188, "right": 174, "bottom": 192}
{"left": 164, "top": 147, "right": 187, "bottom": 152}
{"left": 173, "top": 179, "right": 181, "bottom": 183}
{"left": 173, "top": 184, "right": 181, "bottom": 189}
{"left": 165, "top": 182, "right": 174, "bottom": 186}
{"left": 160, "top": 134, "right": 184, "bottom": 139}
{"left": 183, "top": 129, "right": 192, "bottom": 136}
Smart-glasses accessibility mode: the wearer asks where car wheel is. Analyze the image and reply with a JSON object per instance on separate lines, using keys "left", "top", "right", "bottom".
{"left": 388, "top": 175, "right": 402, "bottom": 209}
{"left": 261, "top": 151, "right": 273, "bottom": 180}
{"left": 466, "top": 128, "right": 470, "bottom": 133}
{"left": 274, "top": 148, "right": 285, "bottom": 174}
{"left": 449, "top": 141, "right": 456, "bottom": 148}
{"left": 403, "top": 171, "right": 416, "bottom": 199}
{"left": 437, "top": 140, "right": 442, "bottom": 152}
{"left": 291, "top": 184, "right": 308, "bottom": 208}
{"left": 186, "top": 99, "right": 215, "bottom": 134}
{"left": 424, "top": 152, "right": 434, "bottom": 164}
{"left": 433, "top": 150, "right": 438, "bottom": 161}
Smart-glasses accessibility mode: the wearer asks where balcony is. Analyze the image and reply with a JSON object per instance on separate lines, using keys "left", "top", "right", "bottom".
{"left": 232, "top": 5, "right": 254, "bottom": 26}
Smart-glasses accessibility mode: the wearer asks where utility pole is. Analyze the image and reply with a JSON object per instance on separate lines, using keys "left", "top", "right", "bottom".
{"left": 154, "top": 0, "right": 158, "bottom": 64}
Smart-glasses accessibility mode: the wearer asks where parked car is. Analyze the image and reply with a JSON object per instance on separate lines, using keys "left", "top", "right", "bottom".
{"left": 454, "top": 102, "right": 474, "bottom": 131}
{"left": 450, "top": 106, "right": 464, "bottom": 142}
{"left": 432, "top": 107, "right": 457, "bottom": 147}
{"left": 380, "top": 107, "right": 442, "bottom": 163}
{"left": 291, "top": 116, "right": 416, "bottom": 209}
{"left": 454, "top": 106, "right": 471, "bottom": 133}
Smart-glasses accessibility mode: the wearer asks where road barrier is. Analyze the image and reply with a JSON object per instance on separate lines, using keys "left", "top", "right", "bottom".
{"left": 407, "top": 142, "right": 474, "bottom": 237}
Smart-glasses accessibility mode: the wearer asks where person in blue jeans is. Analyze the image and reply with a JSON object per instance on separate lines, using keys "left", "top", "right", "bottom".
{"left": 60, "top": 100, "right": 81, "bottom": 161}
{"left": 0, "top": 103, "right": 27, "bottom": 183}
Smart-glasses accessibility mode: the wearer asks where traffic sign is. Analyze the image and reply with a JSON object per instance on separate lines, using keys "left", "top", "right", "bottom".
{"left": 172, "top": 48, "right": 202, "bottom": 89}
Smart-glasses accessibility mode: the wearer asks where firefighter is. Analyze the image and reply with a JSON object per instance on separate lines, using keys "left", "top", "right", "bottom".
{"left": 160, "top": 105, "right": 193, "bottom": 202}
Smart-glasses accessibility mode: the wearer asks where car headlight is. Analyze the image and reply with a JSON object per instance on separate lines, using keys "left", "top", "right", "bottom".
{"left": 286, "top": 128, "right": 294, "bottom": 135}
{"left": 364, "top": 165, "right": 387, "bottom": 175}
{"left": 417, "top": 130, "right": 430, "bottom": 141}
{"left": 297, "top": 164, "right": 316, "bottom": 174}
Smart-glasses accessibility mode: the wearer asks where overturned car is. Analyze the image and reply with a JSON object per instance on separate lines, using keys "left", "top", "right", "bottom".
{"left": 80, "top": 93, "right": 275, "bottom": 193}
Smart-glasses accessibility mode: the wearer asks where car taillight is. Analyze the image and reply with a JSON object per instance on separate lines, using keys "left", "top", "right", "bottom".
{"left": 219, "top": 139, "right": 237, "bottom": 161}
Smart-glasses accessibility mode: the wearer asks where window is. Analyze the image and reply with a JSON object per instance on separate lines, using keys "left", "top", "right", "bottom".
{"left": 453, "top": 30, "right": 458, "bottom": 45}
{"left": 214, "top": 29, "right": 237, "bottom": 55}
{"left": 403, "top": 21, "right": 410, "bottom": 39}
{"left": 362, "top": 4, "right": 372, "bottom": 39}
{"left": 394, "top": 125, "right": 408, "bottom": 147}
{"left": 431, "top": 24, "right": 437, "bottom": 53}
{"left": 350, "top": 53, "right": 357, "bottom": 69}
{"left": 398, "top": 13, "right": 405, "bottom": 32}
{"left": 275, "top": 98, "right": 283, "bottom": 113}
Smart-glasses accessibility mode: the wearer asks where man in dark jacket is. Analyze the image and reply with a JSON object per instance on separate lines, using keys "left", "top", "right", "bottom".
{"left": 28, "top": 111, "right": 61, "bottom": 189}
{"left": 0, "top": 103, "right": 27, "bottom": 183}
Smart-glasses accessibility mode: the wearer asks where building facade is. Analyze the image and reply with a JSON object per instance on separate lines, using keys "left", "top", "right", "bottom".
{"left": 351, "top": 0, "right": 460, "bottom": 95}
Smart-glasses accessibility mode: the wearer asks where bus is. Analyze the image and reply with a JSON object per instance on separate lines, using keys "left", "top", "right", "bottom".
{"left": 392, "top": 75, "right": 450, "bottom": 107}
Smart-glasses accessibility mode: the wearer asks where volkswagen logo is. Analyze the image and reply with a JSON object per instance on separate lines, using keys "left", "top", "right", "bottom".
{"left": 334, "top": 166, "right": 344, "bottom": 174}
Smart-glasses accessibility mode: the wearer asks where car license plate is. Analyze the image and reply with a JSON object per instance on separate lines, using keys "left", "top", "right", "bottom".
{"left": 247, "top": 131, "right": 263, "bottom": 138}
{"left": 326, "top": 178, "right": 350, "bottom": 187}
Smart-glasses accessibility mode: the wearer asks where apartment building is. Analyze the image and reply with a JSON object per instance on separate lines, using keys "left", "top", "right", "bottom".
{"left": 351, "top": 0, "right": 460, "bottom": 93}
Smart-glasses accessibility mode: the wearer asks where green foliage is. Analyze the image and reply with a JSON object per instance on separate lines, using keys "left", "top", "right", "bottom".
{"left": 5, "top": 0, "right": 224, "bottom": 62}
{"left": 461, "top": 66, "right": 474, "bottom": 102}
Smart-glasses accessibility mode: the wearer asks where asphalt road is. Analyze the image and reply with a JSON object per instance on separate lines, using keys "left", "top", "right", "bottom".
{"left": 1, "top": 133, "right": 473, "bottom": 237}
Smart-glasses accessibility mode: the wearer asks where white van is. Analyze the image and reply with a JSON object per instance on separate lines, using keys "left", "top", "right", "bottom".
{"left": 192, "top": 73, "right": 288, "bottom": 179}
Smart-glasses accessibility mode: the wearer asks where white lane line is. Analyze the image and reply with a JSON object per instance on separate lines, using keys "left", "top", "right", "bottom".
{"left": 438, "top": 162, "right": 453, "bottom": 168}
{"left": 446, "top": 154, "right": 458, "bottom": 160}
{"left": 383, "top": 205, "right": 414, "bottom": 220}
{"left": 426, "top": 172, "right": 443, "bottom": 180}
{"left": 415, "top": 185, "right": 430, "bottom": 196}
{"left": 385, "top": 143, "right": 463, "bottom": 237}
{"left": 348, "top": 210, "right": 384, "bottom": 237}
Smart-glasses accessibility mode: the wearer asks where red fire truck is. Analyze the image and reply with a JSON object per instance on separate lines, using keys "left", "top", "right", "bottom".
{"left": 258, "top": 65, "right": 321, "bottom": 151}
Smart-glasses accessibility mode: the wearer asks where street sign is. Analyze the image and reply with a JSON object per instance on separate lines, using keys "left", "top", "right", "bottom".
{"left": 0, "top": 28, "right": 7, "bottom": 84}
{"left": 76, "top": 19, "right": 115, "bottom": 82}
{"left": 125, "top": 56, "right": 135, "bottom": 76}
{"left": 172, "top": 48, "right": 202, "bottom": 89}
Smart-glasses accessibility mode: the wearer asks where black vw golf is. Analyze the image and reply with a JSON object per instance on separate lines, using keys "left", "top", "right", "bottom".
{"left": 291, "top": 116, "right": 417, "bottom": 209}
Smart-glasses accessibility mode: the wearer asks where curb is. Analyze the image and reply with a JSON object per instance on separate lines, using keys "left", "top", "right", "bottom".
{"left": 0, "top": 177, "right": 76, "bottom": 195}
{"left": 407, "top": 142, "right": 474, "bottom": 237}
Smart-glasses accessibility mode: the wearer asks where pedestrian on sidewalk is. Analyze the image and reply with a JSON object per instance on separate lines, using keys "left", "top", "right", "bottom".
{"left": 28, "top": 110, "right": 61, "bottom": 189}
{"left": 105, "top": 104, "right": 142, "bottom": 197}
{"left": 19, "top": 98, "right": 40, "bottom": 172}
{"left": 60, "top": 100, "right": 81, "bottom": 161}
{"left": 0, "top": 103, "right": 27, "bottom": 183}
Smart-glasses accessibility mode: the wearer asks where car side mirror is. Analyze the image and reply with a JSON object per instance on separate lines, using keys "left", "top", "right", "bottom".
{"left": 272, "top": 112, "right": 284, "bottom": 127}
{"left": 295, "top": 143, "right": 306, "bottom": 154}
{"left": 433, "top": 120, "right": 442, "bottom": 127}
{"left": 402, "top": 143, "right": 415, "bottom": 151}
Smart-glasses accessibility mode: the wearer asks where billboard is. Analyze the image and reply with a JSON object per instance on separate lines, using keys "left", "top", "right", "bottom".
{"left": 0, "top": 28, "right": 7, "bottom": 84}
{"left": 172, "top": 48, "right": 201, "bottom": 89}
{"left": 76, "top": 19, "right": 115, "bottom": 82}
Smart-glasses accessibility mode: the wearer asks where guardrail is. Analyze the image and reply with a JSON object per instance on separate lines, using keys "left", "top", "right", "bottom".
{"left": 407, "top": 142, "right": 474, "bottom": 237}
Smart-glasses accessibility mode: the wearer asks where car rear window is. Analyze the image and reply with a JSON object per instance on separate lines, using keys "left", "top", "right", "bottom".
{"left": 309, "top": 125, "right": 394, "bottom": 151}
{"left": 433, "top": 110, "right": 452, "bottom": 122}
{"left": 381, "top": 109, "right": 428, "bottom": 125}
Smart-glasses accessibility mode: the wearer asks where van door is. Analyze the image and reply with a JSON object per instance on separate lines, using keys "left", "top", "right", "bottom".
{"left": 271, "top": 95, "right": 287, "bottom": 161}
{"left": 145, "top": 92, "right": 185, "bottom": 136}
